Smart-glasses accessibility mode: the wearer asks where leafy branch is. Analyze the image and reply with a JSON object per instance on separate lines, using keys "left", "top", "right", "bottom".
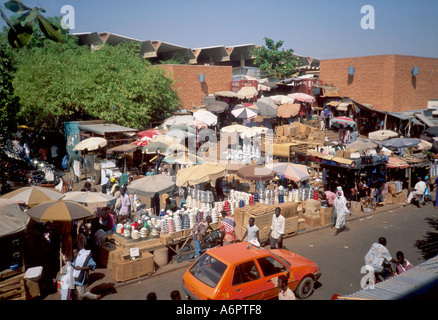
{"left": 0, "top": 0, "right": 63, "bottom": 48}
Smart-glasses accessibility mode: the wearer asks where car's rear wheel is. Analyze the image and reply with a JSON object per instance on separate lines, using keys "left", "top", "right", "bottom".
{"left": 295, "top": 276, "right": 314, "bottom": 299}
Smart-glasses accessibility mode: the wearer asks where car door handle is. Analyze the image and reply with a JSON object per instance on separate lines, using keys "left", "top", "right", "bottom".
{"left": 236, "top": 288, "right": 242, "bottom": 292}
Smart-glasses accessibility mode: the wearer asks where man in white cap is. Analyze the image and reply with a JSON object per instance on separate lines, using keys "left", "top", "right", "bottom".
{"left": 334, "top": 186, "right": 350, "bottom": 236}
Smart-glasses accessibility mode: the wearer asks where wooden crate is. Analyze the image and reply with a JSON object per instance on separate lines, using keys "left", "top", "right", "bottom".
{"left": 112, "top": 252, "right": 155, "bottom": 282}
{"left": 277, "top": 202, "right": 298, "bottom": 218}
{"left": 285, "top": 216, "right": 298, "bottom": 235}
{"left": 0, "top": 273, "right": 26, "bottom": 300}
{"left": 319, "top": 207, "right": 333, "bottom": 226}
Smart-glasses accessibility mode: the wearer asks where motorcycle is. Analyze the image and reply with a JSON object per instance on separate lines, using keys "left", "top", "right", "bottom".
{"left": 413, "top": 189, "right": 432, "bottom": 208}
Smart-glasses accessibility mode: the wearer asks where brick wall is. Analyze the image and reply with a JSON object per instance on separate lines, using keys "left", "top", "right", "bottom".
{"left": 320, "top": 55, "right": 438, "bottom": 112}
{"left": 158, "top": 64, "right": 232, "bottom": 109}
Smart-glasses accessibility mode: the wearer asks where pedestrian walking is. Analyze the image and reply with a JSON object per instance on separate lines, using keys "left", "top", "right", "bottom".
{"left": 333, "top": 186, "right": 350, "bottom": 236}
{"left": 268, "top": 207, "right": 285, "bottom": 249}
{"left": 71, "top": 249, "right": 101, "bottom": 300}
{"left": 241, "top": 217, "right": 260, "bottom": 246}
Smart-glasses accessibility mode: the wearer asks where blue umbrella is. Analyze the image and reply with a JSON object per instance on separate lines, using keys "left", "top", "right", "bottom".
{"left": 382, "top": 138, "right": 421, "bottom": 148}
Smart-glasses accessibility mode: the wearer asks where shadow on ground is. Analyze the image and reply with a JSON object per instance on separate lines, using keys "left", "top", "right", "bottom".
{"left": 415, "top": 217, "right": 438, "bottom": 260}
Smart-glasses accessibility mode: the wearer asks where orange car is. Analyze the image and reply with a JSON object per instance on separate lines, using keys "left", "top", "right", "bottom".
{"left": 182, "top": 242, "right": 321, "bottom": 300}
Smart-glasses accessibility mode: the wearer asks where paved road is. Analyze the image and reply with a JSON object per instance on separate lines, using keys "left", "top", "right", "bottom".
{"left": 101, "top": 202, "right": 438, "bottom": 300}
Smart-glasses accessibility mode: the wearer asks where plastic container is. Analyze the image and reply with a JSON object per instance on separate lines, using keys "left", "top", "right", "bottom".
{"left": 25, "top": 266, "right": 43, "bottom": 281}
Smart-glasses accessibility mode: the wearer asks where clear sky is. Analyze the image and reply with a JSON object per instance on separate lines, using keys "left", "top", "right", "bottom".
{"left": 1, "top": 0, "right": 437, "bottom": 59}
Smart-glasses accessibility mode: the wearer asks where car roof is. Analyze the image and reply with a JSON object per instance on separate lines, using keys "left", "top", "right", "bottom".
{"left": 206, "top": 242, "right": 272, "bottom": 265}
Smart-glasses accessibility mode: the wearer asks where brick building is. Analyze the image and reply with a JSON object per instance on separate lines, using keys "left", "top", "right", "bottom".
{"left": 157, "top": 64, "right": 232, "bottom": 109}
{"left": 319, "top": 55, "right": 438, "bottom": 112}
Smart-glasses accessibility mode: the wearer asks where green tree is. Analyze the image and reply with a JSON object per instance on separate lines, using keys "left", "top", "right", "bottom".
{"left": 252, "top": 37, "right": 301, "bottom": 78}
{"left": 0, "top": 40, "right": 18, "bottom": 140}
{"left": 13, "top": 41, "right": 180, "bottom": 132}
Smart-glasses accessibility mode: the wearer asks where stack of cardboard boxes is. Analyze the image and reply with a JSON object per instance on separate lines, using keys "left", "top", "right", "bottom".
{"left": 386, "top": 182, "right": 407, "bottom": 204}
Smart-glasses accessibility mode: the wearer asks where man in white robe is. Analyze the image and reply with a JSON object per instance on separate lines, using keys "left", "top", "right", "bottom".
{"left": 334, "top": 186, "right": 350, "bottom": 236}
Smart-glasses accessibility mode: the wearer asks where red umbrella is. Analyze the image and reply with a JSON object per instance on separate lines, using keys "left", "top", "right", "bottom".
{"left": 132, "top": 129, "right": 161, "bottom": 147}
{"left": 131, "top": 138, "right": 151, "bottom": 147}
{"left": 137, "top": 129, "right": 161, "bottom": 140}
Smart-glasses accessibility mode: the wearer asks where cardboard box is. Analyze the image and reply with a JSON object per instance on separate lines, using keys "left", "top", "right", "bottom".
{"left": 112, "top": 252, "right": 155, "bottom": 282}
{"left": 304, "top": 215, "right": 320, "bottom": 227}
{"left": 337, "top": 150, "right": 344, "bottom": 157}
{"left": 276, "top": 126, "right": 285, "bottom": 136}
{"left": 298, "top": 218, "right": 306, "bottom": 232}
{"left": 285, "top": 216, "right": 298, "bottom": 234}
{"left": 395, "top": 192, "right": 406, "bottom": 202}
{"left": 284, "top": 126, "right": 297, "bottom": 137}
{"left": 319, "top": 207, "right": 333, "bottom": 226}
{"left": 388, "top": 183, "right": 397, "bottom": 195}
{"left": 385, "top": 194, "right": 392, "bottom": 204}
{"left": 305, "top": 199, "right": 321, "bottom": 217}
{"left": 350, "top": 201, "right": 362, "bottom": 214}
{"left": 277, "top": 202, "right": 297, "bottom": 218}
{"left": 343, "top": 150, "right": 354, "bottom": 158}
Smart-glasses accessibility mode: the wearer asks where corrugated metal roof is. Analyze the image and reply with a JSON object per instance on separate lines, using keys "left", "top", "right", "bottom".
{"left": 78, "top": 123, "right": 138, "bottom": 135}
{"left": 386, "top": 112, "right": 413, "bottom": 121}
{"left": 415, "top": 113, "right": 437, "bottom": 127}
{"left": 338, "top": 255, "right": 438, "bottom": 300}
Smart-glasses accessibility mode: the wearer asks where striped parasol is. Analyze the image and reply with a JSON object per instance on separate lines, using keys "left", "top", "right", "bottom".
{"left": 332, "top": 117, "right": 356, "bottom": 126}
{"left": 26, "top": 200, "right": 94, "bottom": 222}
{"left": 231, "top": 104, "right": 259, "bottom": 120}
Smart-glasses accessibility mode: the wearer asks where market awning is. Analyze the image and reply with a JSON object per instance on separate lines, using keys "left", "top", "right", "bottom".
{"left": 78, "top": 123, "right": 138, "bottom": 135}
{"left": 386, "top": 157, "right": 410, "bottom": 169}
{"left": 337, "top": 103, "right": 350, "bottom": 111}
{"left": 326, "top": 101, "right": 340, "bottom": 107}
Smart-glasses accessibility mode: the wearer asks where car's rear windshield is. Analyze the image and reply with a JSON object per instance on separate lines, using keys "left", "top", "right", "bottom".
{"left": 189, "top": 253, "right": 227, "bottom": 288}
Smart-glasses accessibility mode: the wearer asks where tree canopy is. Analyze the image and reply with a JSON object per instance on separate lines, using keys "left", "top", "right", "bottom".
{"left": 12, "top": 41, "right": 180, "bottom": 131}
{"left": 252, "top": 37, "right": 301, "bottom": 79}
{"left": 0, "top": 1, "right": 181, "bottom": 134}
{"left": 0, "top": 41, "right": 19, "bottom": 138}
